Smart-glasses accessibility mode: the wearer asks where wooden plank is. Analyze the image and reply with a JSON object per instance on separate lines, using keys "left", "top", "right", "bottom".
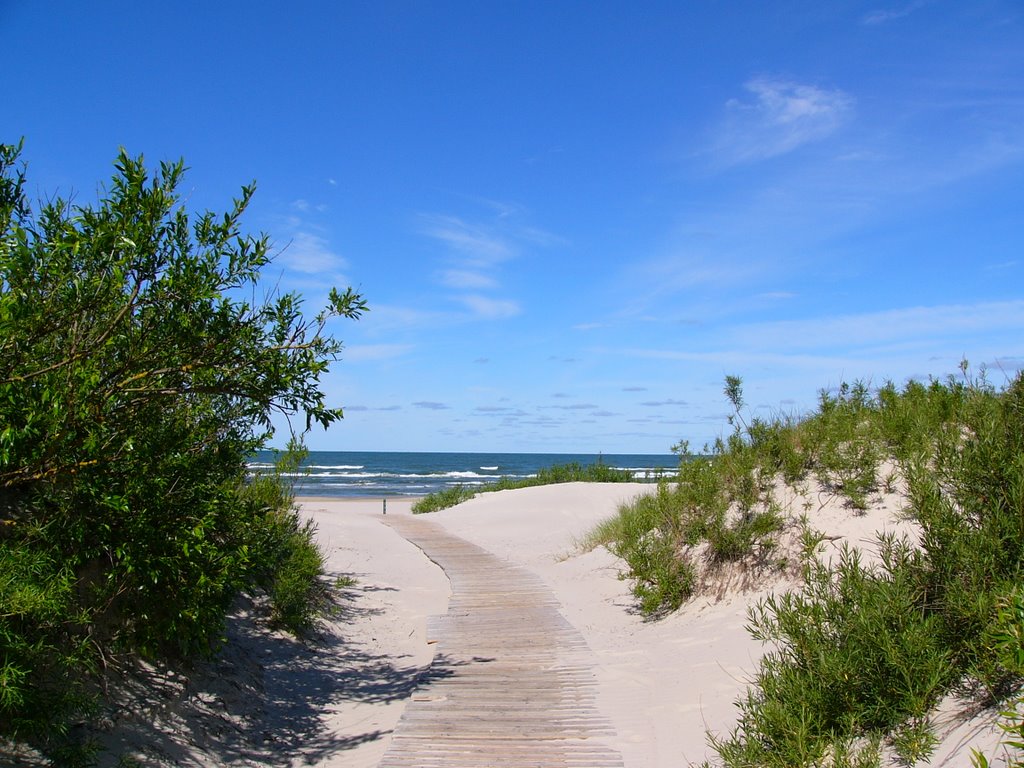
{"left": 377, "top": 514, "right": 624, "bottom": 768}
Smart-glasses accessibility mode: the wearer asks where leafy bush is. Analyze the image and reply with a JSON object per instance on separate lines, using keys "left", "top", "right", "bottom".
{"left": 239, "top": 445, "right": 329, "bottom": 635}
{"left": 713, "top": 538, "right": 953, "bottom": 766}
{"left": 0, "top": 141, "right": 365, "bottom": 757}
{"left": 592, "top": 370, "right": 1024, "bottom": 765}
{"left": 600, "top": 380, "right": 786, "bottom": 615}
{"left": 602, "top": 482, "right": 698, "bottom": 614}
{"left": 973, "top": 587, "right": 1024, "bottom": 768}
{"left": 911, "top": 371, "right": 1024, "bottom": 691}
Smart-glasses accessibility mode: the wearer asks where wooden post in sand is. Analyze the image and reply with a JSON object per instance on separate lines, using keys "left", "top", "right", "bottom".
{"left": 383, "top": 498, "right": 387, "bottom": 515}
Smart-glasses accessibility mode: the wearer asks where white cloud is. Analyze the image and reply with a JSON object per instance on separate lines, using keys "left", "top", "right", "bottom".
{"left": 457, "top": 294, "right": 521, "bottom": 320}
{"left": 732, "top": 300, "right": 1024, "bottom": 352}
{"left": 713, "top": 77, "right": 853, "bottom": 165}
{"left": 440, "top": 269, "right": 499, "bottom": 290}
{"left": 612, "top": 300, "right": 1024, "bottom": 379}
{"left": 279, "top": 232, "right": 348, "bottom": 277}
{"left": 419, "top": 204, "right": 562, "bottom": 324}
{"left": 421, "top": 214, "right": 513, "bottom": 265}
{"left": 862, "top": 1, "right": 927, "bottom": 26}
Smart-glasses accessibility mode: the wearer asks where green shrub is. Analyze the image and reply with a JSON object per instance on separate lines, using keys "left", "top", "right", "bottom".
{"left": 238, "top": 445, "right": 331, "bottom": 635}
{"left": 0, "top": 543, "right": 90, "bottom": 744}
{"left": 713, "top": 539, "right": 953, "bottom": 766}
{"left": 973, "top": 587, "right": 1024, "bottom": 767}
{"left": 804, "top": 381, "right": 884, "bottom": 509}
{"left": 587, "top": 371, "right": 1024, "bottom": 765}
{"left": 910, "top": 372, "right": 1024, "bottom": 689}
{"left": 267, "top": 518, "right": 328, "bottom": 634}
{"left": 0, "top": 142, "right": 365, "bottom": 757}
{"left": 703, "top": 371, "right": 1024, "bottom": 767}
{"left": 604, "top": 482, "right": 697, "bottom": 614}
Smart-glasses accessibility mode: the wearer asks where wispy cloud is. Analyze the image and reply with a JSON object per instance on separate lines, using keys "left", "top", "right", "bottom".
{"left": 456, "top": 294, "right": 521, "bottom": 319}
{"left": 419, "top": 203, "right": 562, "bottom": 323}
{"left": 413, "top": 401, "right": 450, "bottom": 410}
{"left": 614, "top": 300, "right": 1024, "bottom": 376}
{"left": 862, "top": 1, "right": 927, "bottom": 26}
{"left": 712, "top": 77, "right": 853, "bottom": 165}
{"left": 731, "top": 300, "right": 1024, "bottom": 352}
{"left": 277, "top": 231, "right": 348, "bottom": 279}
{"left": 440, "top": 269, "right": 499, "bottom": 290}
{"left": 291, "top": 198, "right": 327, "bottom": 213}
{"left": 421, "top": 214, "right": 514, "bottom": 265}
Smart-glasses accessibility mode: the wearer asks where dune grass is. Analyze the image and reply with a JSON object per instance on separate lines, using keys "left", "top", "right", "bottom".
{"left": 591, "top": 367, "right": 1024, "bottom": 767}
{"left": 411, "top": 460, "right": 641, "bottom": 514}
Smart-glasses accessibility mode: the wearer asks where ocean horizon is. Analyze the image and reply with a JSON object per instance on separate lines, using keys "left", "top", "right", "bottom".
{"left": 249, "top": 450, "right": 679, "bottom": 499}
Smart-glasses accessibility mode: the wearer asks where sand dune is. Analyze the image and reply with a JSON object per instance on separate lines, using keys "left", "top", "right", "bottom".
{"left": 83, "top": 482, "right": 1011, "bottom": 766}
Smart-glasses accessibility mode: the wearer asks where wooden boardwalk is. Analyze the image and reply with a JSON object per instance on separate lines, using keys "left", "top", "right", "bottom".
{"left": 378, "top": 513, "right": 624, "bottom": 768}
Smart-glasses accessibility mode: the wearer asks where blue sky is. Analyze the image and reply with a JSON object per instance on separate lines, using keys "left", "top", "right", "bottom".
{"left": 4, "top": 1, "right": 1023, "bottom": 454}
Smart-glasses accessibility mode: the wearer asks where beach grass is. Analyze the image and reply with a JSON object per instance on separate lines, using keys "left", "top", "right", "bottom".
{"left": 411, "top": 460, "right": 640, "bottom": 513}
{"left": 593, "top": 368, "right": 1024, "bottom": 767}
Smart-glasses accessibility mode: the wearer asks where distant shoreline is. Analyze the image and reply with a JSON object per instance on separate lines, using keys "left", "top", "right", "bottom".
{"left": 263, "top": 449, "right": 678, "bottom": 499}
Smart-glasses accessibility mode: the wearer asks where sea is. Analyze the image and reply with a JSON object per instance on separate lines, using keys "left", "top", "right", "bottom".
{"left": 248, "top": 450, "right": 680, "bottom": 499}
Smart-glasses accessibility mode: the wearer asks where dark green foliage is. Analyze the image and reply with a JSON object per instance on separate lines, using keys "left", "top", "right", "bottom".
{"left": 696, "top": 371, "right": 1024, "bottom": 767}
{"left": 911, "top": 372, "right": 1024, "bottom": 691}
{"left": 0, "top": 142, "right": 365, "bottom": 756}
{"left": 238, "top": 444, "right": 329, "bottom": 634}
{"left": 0, "top": 543, "right": 89, "bottom": 743}
{"left": 715, "top": 539, "right": 954, "bottom": 766}
{"left": 973, "top": 588, "right": 1024, "bottom": 767}
{"left": 411, "top": 461, "right": 640, "bottom": 514}
{"left": 593, "top": 370, "right": 1024, "bottom": 765}
{"left": 604, "top": 481, "right": 698, "bottom": 615}
{"left": 600, "top": 379, "right": 787, "bottom": 615}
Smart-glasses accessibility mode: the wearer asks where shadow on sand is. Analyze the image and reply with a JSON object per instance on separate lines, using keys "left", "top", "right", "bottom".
{"left": 87, "top": 573, "right": 463, "bottom": 767}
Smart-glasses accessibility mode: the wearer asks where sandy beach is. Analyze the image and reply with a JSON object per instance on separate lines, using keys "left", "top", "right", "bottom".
{"left": 298, "top": 482, "right": 1010, "bottom": 767}
{"left": 84, "top": 481, "right": 1011, "bottom": 766}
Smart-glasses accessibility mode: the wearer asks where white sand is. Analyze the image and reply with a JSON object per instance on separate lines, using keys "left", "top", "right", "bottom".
{"left": 302, "top": 482, "right": 1010, "bottom": 767}
{"left": 78, "top": 483, "right": 1013, "bottom": 766}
